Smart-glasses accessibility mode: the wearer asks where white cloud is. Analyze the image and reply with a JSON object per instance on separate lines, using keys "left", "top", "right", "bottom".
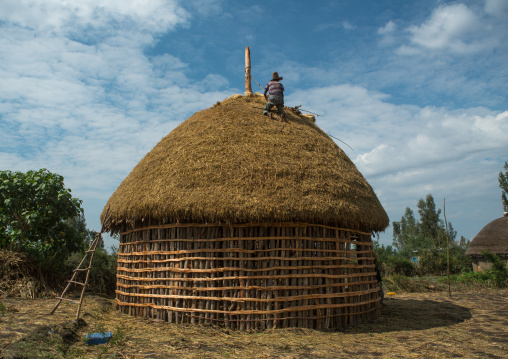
{"left": 485, "top": 0, "right": 508, "bottom": 19}
{"left": 354, "top": 107, "right": 507, "bottom": 176}
{"left": 473, "top": 111, "right": 508, "bottom": 142}
{"left": 199, "top": 74, "right": 230, "bottom": 91}
{"left": 185, "top": 0, "right": 224, "bottom": 17}
{"left": 378, "top": 21, "right": 396, "bottom": 35}
{"left": 289, "top": 84, "right": 506, "bottom": 244}
{"left": 0, "top": 1, "right": 506, "bottom": 251}
{"left": 342, "top": 21, "right": 355, "bottom": 30}
{"left": 314, "top": 21, "right": 356, "bottom": 32}
{"left": 288, "top": 84, "right": 415, "bottom": 151}
{"left": 0, "top": 0, "right": 189, "bottom": 35}
{"left": 0, "top": 0, "right": 235, "bottom": 245}
{"left": 404, "top": 3, "right": 497, "bottom": 54}
{"left": 377, "top": 21, "right": 397, "bottom": 46}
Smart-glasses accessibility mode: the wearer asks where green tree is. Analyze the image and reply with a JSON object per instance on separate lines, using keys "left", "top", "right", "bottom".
{"left": 392, "top": 194, "right": 461, "bottom": 275}
{"left": 499, "top": 161, "right": 508, "bottom": 213}
{"left": 417, "top": 194, "right": 441, "bottom": 248}
{"left": 64, "top": 215, "right": 98, "bottom": 249}
{"left": 0, "top": 169, "right": 83, "bottom": 266}
{"left": 482, "top": 251, "right": 508, "bottom": 287}
{"left": 451, "top": 236, "right": 472, "bottom": 273}
{"left": 394, "top": 194, "right": 456, "bottom": 254}
{"left": 392, "top": 207, "right": 420, "bottom": 256}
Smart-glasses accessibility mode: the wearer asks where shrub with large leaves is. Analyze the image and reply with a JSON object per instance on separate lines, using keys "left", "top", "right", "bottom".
{"left": 0, "top": 169, "right": 83, "bottom": 267}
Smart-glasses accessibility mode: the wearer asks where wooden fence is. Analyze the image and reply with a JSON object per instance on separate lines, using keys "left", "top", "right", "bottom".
{"left": 115, "top": 222, "right": 380, "bottom": 330}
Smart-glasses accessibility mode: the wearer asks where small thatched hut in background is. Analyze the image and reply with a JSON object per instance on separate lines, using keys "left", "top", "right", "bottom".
{"left": 102, "top": 93, "right": 389, "bottom": 330}
{"left": 466, "top": 216, "right": 508, "bottom": 272}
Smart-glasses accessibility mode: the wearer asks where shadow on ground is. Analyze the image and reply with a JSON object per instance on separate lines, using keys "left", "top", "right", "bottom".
{"left": 345, "top": 297, "right": 472, "bottom": 334}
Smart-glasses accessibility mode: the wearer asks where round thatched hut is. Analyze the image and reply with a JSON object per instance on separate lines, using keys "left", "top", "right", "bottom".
{"left": 102, "top": 93, "right": 389, "bottom": 330}
{"left": 466, "top": 216, "right": 508, "bottom": 272}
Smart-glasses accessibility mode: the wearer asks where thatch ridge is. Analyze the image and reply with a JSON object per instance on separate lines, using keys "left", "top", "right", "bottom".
{"left": 466, "top": 216, "right": 508, "bottom": 256}
{"left": 102, "top": 94, "right": 389, "bottom": 232}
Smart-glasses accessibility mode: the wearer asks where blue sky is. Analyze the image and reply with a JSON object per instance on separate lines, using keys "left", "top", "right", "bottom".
{"left": 1, "top": 0, "right": 507, "bottom": 250}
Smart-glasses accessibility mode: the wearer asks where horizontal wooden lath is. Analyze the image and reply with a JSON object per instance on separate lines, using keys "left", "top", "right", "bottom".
{"left": 117, "top": 253, "right": 374, "bottom": 263}
{"left": 116, "top": 296, "right": 378, "bottom": 315}
{"left": 119, "top": 222, "right": 373, "bottom": 236}
{"left": 116, "top": 278, "right": 377, "bottom": 291}
{"left": 115, "top": 222, "right": 382, "bottom": 330}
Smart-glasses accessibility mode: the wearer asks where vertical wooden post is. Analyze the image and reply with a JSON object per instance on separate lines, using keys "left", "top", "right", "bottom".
{"left": 444, "top": 198, "right": 451, "bottom": 297}
{"left": 245, "top": 46, "right": 252, "bottom": 95}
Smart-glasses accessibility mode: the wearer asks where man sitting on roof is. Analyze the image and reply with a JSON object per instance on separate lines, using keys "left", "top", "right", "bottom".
{"left": 263, "top": 72, "right": 285, "bottom": 120}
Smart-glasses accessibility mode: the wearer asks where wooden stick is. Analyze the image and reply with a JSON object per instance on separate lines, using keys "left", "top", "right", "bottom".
{"left": 115, "top": 293, "right": 378, "bottom": 314}
{"left": 187, "top": 306, "right": 377, "bottom": 323}
{"left": 76, "top": 234, "right": 100, "bottom": 320}
{"left": 114, "top": 223, "right": 382, "bottom": 329}
{"left": 118, "top": 236, "right": 373, "bottom": 246}
{"left": 115, "top": 278, "right": 376, "bottom": 292}
{"left": 245, "top": 46, "right": 252, "bottom": 95}
{"left": 120, "top": 222, "right": 372, "bottom": 237}
{"left": 119, "top": 248, "right": 371, "bottom": 257}
{"left": 444, "top": 198, "right": 451, "bottom": 298}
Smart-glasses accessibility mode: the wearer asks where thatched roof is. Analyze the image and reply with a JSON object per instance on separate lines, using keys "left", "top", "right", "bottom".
{"left": 102, "top": 94, "right": 389, "bottom": 232}
{"left": 466, "top": 216, "right": 508, "bottom": 256}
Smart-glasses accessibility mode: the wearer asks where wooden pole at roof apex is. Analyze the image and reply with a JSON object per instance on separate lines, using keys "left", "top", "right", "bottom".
{"left": 245, "top": 46, "right": 252, "bottom": 95}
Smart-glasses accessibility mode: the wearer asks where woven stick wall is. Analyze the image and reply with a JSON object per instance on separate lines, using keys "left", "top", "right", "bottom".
{"left": 116, "top": 222, "right": 380, "bottom": 330}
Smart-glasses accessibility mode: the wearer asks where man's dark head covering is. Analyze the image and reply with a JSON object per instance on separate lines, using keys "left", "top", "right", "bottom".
{"left": 272, "top": 72, "right": 283, "bottom": 81}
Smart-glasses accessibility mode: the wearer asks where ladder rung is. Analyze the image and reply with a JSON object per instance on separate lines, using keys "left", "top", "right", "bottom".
{"left": 85, "top": 250, "right": 96, "bottom": 253}
{"left": 74, "top": 267, "right": 91, "bottom": 272}
{"left": 56, "top": 297, "right": 79, "bottom": 304}
{"left": 68, "top": 280, "right": 85, "bottom": 286}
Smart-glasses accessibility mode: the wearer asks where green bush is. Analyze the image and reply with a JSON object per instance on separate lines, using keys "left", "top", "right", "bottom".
{"left": 88, "top": 247, "right": 117, "bottom": 295}
{"left": 417, "top": 250, "right": 446, "bottom": 276}
{"left": 438, "top": 254, "right": 508, "bottom": 288}
{"left": 449, "top": 253, "right": 473, "bottom": 274}
{"left": 412, "top": 246, "right": 472, "bottom": 276}
{"left": 0, "top": 169, "right": 83, "bottom": 269}
{"left": 386, "top": 256, "right": 416, "bottom": 276}
{"left": 64, "top": 246, "right": 117, "bottom": 296}
{"left": 481, "top": 252, "right": 508, "bottom": 287}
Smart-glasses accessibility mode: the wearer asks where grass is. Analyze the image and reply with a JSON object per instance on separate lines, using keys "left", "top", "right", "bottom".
{"left": 381, "top": 271, "right": 508, "bottom": 294}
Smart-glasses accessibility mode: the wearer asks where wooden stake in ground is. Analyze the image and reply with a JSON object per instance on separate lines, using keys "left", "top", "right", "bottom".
{"left": 444, "top": 198, "right": 451, "bottom": 298}
{"left": 245, "top": 46, "right": 252, "bottom": 95}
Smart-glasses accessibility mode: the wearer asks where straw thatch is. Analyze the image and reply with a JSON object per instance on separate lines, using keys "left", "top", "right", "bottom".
{"left": 102, "top": 94, "right": 388, "bottom": 233}
{"left": 102, "top": 93, "right": 389, "bottom": 330}
{"left": 466, "top": 216, "right": 508, "bottom": 256}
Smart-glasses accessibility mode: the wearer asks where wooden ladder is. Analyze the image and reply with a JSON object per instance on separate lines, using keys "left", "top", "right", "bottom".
{"left": 50, "top": 208, "right": 111, "bottom": 320}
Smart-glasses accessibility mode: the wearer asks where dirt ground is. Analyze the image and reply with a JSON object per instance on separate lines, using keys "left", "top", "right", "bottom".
{"left": 1, "top": 289, "right": 507, "bottom": 358}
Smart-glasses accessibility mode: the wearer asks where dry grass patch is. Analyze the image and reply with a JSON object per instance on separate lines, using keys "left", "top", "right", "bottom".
{"left": 1, "top": 289, "right": 507, "bottom": 358}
